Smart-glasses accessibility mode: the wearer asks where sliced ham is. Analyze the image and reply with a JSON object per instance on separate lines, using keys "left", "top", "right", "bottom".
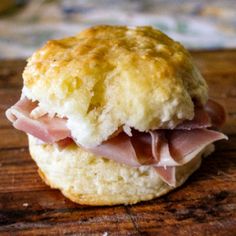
{"left": 87, "top": 129, "right": 226, "bottom": 186}
{"left": 155, "top": 166, "right": 176, "bottom": 187}
{"left": 175, "top": 99, "right": 226, "bottom": 130}
{"left": 168, "top": 129, "right": 227, "bottom": 164}
{"left": 205, "top": 99, "right": 226, "bottom": 128}
{"left": 6, "top": 97, "right": 227, "bottom": 187}
{"left": 86, "top": 133, "right": 140, "bottom": 167}
{"left": 80, "top": 125, "right": 225, "bottom": 187}
{"left": 176, "top": 107, "right": 211, "bottom": 130}
{"left": 5, "top": 97, "right": 70, "bottom": 143}
{"left": 149, "top": 131, "right": 163, "bottom": 162}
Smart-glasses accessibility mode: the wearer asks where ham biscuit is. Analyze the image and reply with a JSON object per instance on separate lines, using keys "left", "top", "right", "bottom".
{"left": 6, "top": 25, "right": 227, "bottom": 205}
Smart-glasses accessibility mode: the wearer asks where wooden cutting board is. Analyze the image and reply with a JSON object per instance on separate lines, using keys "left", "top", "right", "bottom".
{"left": 0, "top": 50, "right": 236, "bottom": 235}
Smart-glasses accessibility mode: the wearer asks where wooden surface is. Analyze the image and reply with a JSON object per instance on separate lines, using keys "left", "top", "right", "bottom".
{"left": 0, "top": 50, "right": 236, "bottom": 235}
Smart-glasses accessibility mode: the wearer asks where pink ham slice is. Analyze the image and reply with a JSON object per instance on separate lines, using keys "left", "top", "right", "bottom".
{"left": 168, "top": 129, "right": 227, "bottom": 164}
{"left": 205, "top": 99, "right": 226, "bottom": 128}
{"left": 86, "top": 133, "right": 140, "bottom": 167}
{"left": 5, "top": 97, "right": 70, "bottom": 143}
{"left": 176, "top": 107, "right": 211, "bottom": 130}
{"left": 132, "top": 129, "right": 227, "bottom": 167}
{"left": 155, "top": 166, "right": 176, "bottom": 187}
{"left": 154, "top": 129, "right": 227, "bottom": 186}
{"left": 175, "top": 99, "right": 225, "bottom": 130}
{"left": 6, "top": 97, "right": 227, "bottom": 186}
{"left": 88, "top": 129, "right": 227, "bottom": 186}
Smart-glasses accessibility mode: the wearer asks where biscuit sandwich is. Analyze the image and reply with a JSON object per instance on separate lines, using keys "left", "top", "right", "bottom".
{"left": 6, "top": 25, "right": 227, "bottom": 205}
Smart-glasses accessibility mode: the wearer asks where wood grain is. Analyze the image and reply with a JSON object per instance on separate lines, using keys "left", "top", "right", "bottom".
{"left": 0, "top": 50, "right": 236, "bottom": 235}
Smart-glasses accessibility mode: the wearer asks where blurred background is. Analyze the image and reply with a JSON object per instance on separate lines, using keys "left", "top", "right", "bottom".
{"left": 0, "top": 0, "right": 236, "bottom": 59}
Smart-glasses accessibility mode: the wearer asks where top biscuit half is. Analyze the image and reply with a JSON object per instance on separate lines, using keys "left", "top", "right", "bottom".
{"left": 22, "top": 25, "right": 208, "bottom": 147}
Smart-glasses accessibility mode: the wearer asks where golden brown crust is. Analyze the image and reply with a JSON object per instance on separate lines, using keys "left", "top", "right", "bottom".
{"left": 23, "top": 25, "right": 208, "bottom": 147}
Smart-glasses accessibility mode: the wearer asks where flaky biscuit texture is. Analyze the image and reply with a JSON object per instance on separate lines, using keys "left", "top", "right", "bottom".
{"left": 23, "top": 26, "right": 208, "bottom": 147}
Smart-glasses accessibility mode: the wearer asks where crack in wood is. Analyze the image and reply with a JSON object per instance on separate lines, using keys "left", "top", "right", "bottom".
{"left": 124, "top": 206, "right": 144, "bottom": 236}
{"left": 0, "top": 146, "right": 28, "bottom": 152}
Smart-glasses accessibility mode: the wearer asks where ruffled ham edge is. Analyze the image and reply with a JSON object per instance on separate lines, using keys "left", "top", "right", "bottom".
{"left": 87, "top": 129, "right": 227, "bottom": 186}
{"left": 6, "top": 97, "right": 70, "bottom": 143}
